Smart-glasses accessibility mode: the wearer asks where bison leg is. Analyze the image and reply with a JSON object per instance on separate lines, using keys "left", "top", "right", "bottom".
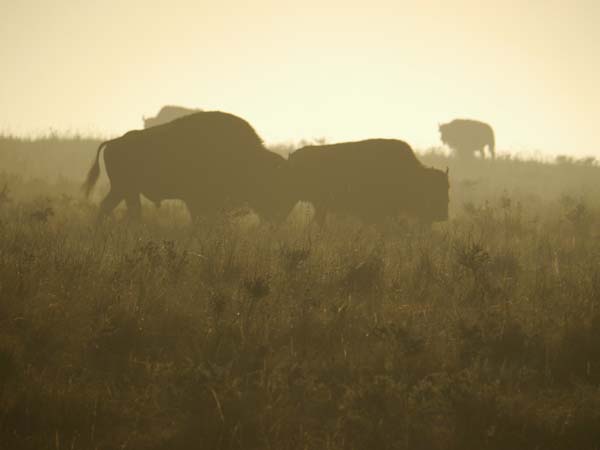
{"left": 185, "top": 199, "right": 222, "bottom": 225}
{"left": 185, "top": 201, "right": 207, "bottom": 225}
{"left": 125, "top": 194, "right": 142, "bottom": 221}
{"left": 312, "top": 206, "right": 328, "bottom": 228}
{"left": 97, "top": 190, "right": 123, "bottom": 223}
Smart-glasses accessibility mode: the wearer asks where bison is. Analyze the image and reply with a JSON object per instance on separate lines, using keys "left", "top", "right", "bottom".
{"left": 83, "top": 111, "right": 291, "bottom": 222}
{"left": 439, "top": 119, "right": 495, "bottom": 159}
{"left": 288, "top": 139, "right": 449, "bottom": 225}
{"left": 143, "top": 105, "right": 202, "bottom": 129}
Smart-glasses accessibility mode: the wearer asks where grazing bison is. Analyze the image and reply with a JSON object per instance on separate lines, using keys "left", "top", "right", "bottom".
{"left": 143, "top": 105, "right": 202, "bottom": 128}
{"left": 288, "top": 139, "right": 449, "bottom": 224}
{"left": 83, "top": 111, "right": 290, "bottom": 222}
{"left": 439, "top": 119, "right": 495, "bottom": 159}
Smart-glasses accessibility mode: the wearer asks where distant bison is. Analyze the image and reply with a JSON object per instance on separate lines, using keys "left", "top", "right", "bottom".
{"left": 143, "top": 105, "right": 202, "bottom": 128}
{"left": 288, "top": 139, "right": 449, "bottom": 224}
{"left": 83, "top": 111, "right": 290, "bottom": 222}
{"left": 439, "top": 119, "right": 495, "bottom": 159}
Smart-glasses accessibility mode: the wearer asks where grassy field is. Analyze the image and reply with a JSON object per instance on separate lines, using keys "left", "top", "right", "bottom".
{"left": 1, "top": 135, "right": 600, "bottom": 449}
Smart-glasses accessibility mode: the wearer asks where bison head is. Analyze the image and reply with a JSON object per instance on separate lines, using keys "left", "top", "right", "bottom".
{"left": 438, "top": 123, "right": 450, "bottom": 145}
{"left": 422, "top": 167, "right": 450, "bottom": 222}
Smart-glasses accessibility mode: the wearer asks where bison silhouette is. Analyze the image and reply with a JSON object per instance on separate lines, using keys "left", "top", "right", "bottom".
{"left": 143, "top": 105, "right": 202, "bottom": 129}
{"left": 288, "top": 139, "right": 449, "bottom": 224}
{"left": 83, "top": 111, "right": 290, "bottom": 222}
{"left": 439, "top": 119, "right": 495, "bottom": 159}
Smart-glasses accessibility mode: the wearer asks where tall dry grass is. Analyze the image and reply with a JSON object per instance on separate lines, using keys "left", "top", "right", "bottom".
{"left": 0, "top": 135, "right": 599, "bottom": 449}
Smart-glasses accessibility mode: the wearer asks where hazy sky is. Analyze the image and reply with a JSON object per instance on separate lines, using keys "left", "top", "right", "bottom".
{"left": 1, "top": 0, "right": 599, "bottom": 156}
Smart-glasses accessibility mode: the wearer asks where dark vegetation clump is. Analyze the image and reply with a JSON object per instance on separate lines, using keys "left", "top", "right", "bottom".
{"left": 1, "top": 136, "right": 600, "bottom": 449}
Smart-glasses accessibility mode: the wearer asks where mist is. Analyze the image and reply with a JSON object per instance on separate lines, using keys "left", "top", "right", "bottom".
{"left": 2, "top": 0, "right": 599, "bottom": 156}
{"left": 2, "top": 2, "right": 600, "bottom": 449}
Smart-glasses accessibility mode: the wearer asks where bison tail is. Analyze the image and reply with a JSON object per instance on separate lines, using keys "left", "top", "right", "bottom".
{"left": 82, "top": 141, "right": 108, "bottom": 197}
